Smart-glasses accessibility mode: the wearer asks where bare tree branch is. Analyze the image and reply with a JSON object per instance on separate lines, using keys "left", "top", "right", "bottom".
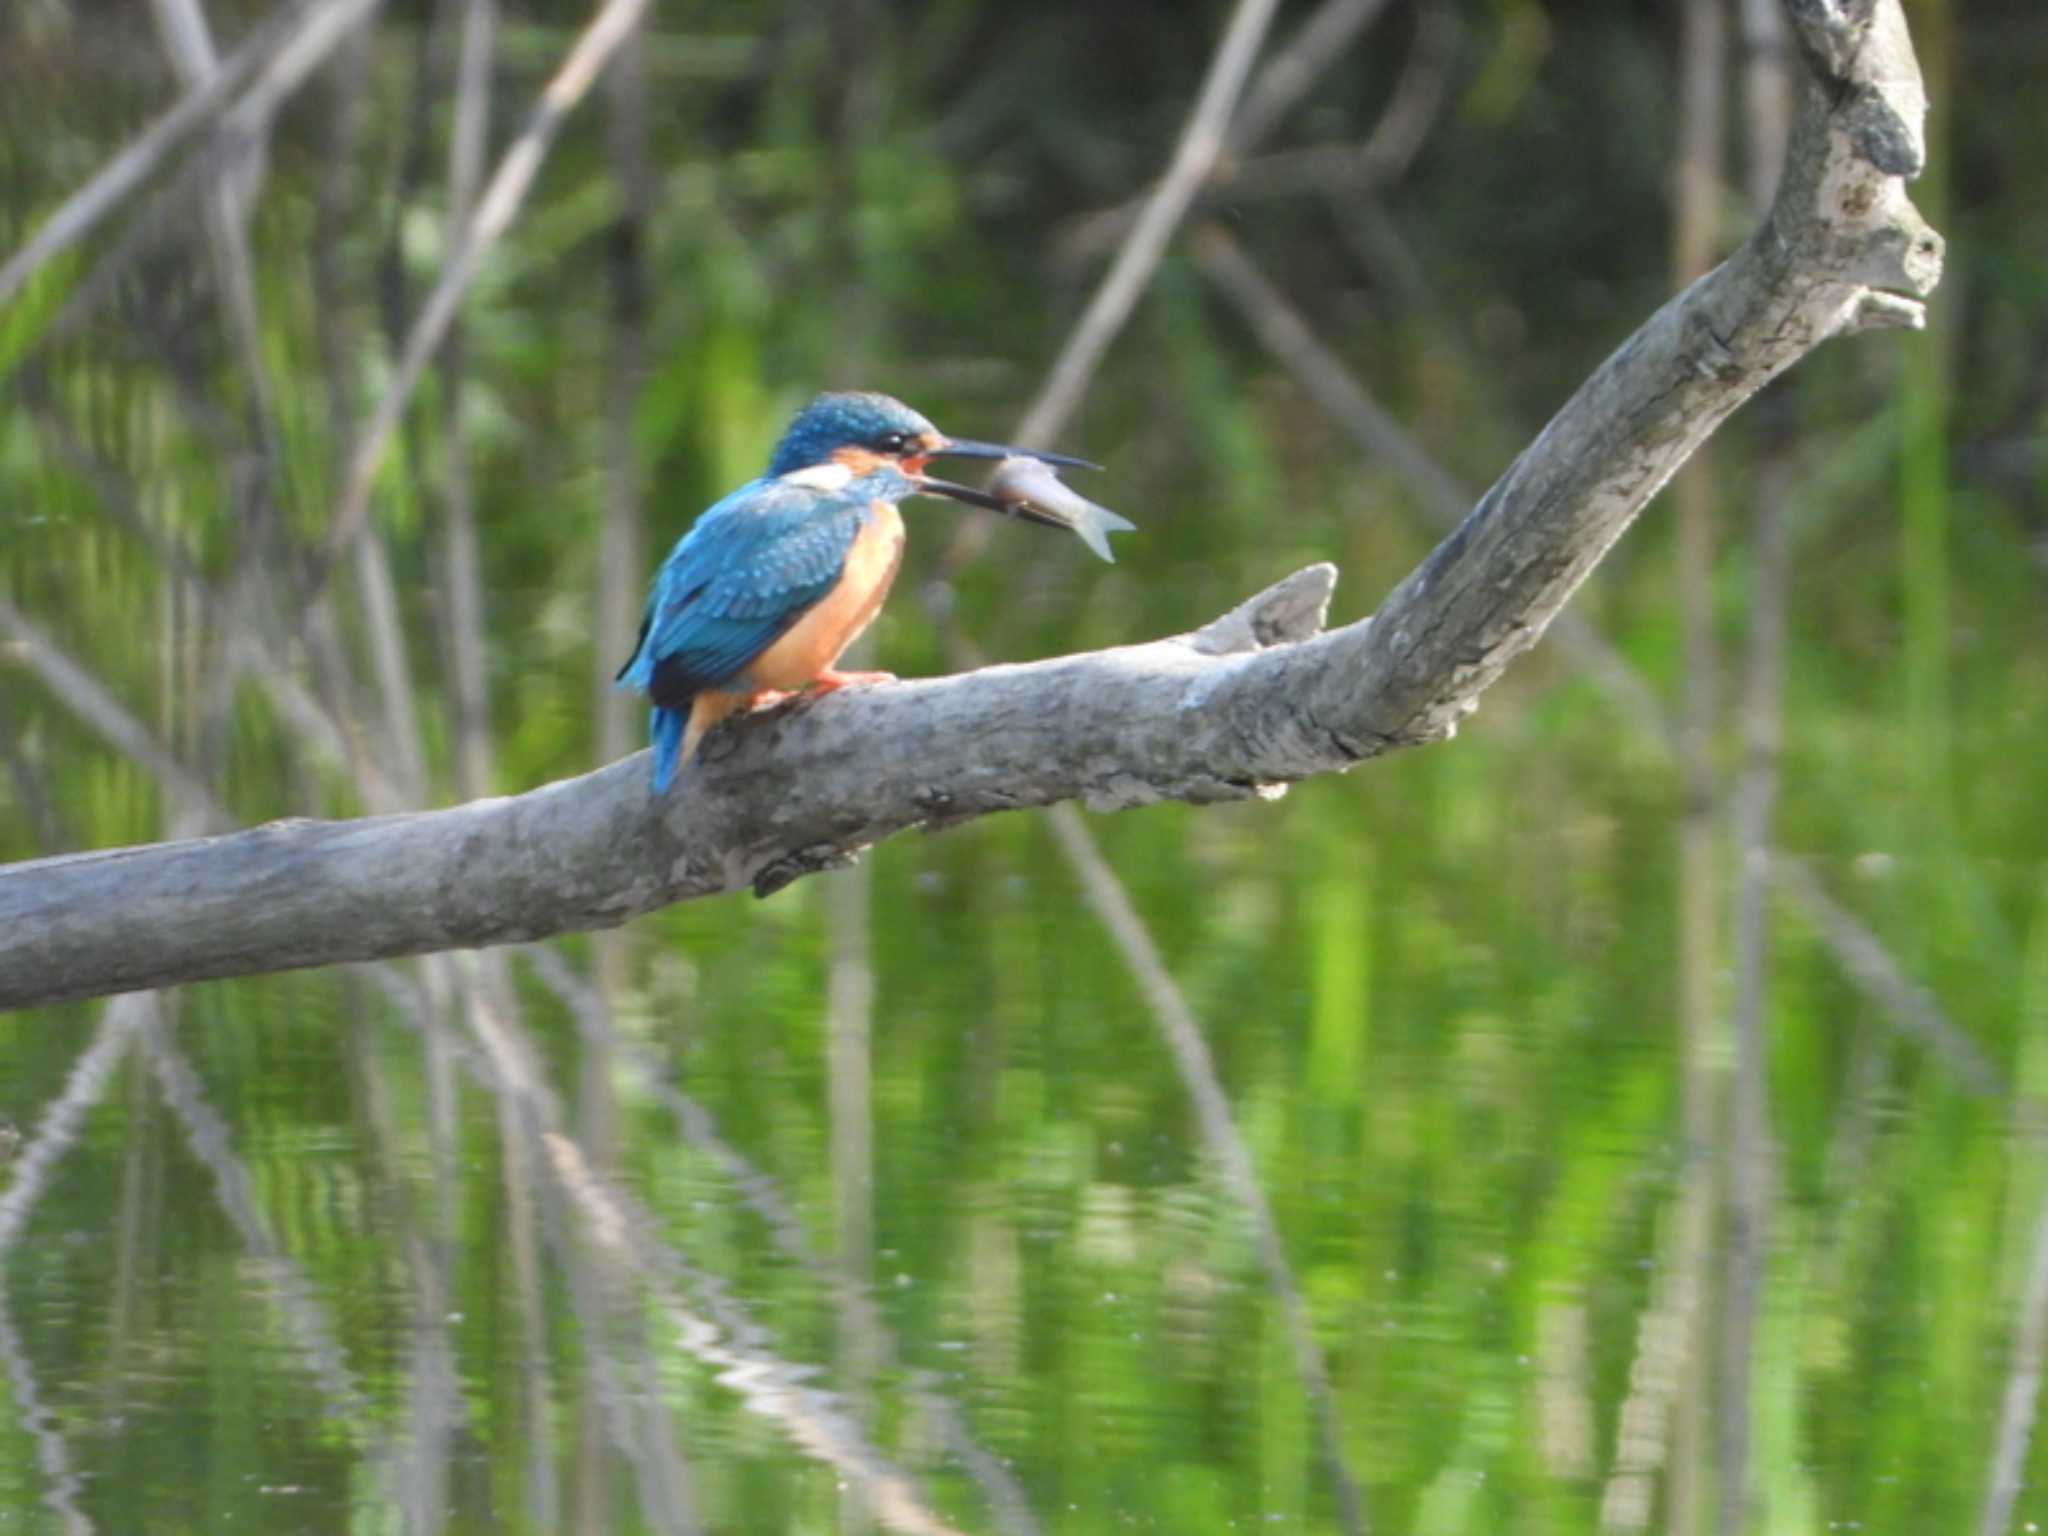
{"left": 0, "top": 0, "right": 1942, "bottom": 1013}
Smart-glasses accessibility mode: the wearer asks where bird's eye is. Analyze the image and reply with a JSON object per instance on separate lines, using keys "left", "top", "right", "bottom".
{"left": 877, "top": 431, "right": 909, "bottom": 454}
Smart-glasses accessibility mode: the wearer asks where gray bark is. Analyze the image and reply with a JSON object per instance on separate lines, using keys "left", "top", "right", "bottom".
{"left": 0, "top": 0, "right": 1942, "bottom": 1013}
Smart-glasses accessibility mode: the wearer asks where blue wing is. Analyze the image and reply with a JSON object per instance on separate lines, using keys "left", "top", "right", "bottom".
{"left": 617, "top": 476, "right": 866, "bottom": 704}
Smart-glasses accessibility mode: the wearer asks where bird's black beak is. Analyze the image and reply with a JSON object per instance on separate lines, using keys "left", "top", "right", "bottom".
{"left": 912, "top": 473, "right": 1072, "bottom": 529}
{"left": 930, "top": 437, "right": 1099, "bottom": 472}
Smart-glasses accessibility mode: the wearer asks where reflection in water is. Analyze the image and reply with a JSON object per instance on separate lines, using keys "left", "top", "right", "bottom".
{"left": 136, "top": 1013, "right": 370, "bottom": 1421}
{"left": 529, "top": 944, "right": 1041, "bottom": 1533}
{"left": 0, "top": 891, "right": 2039, "bottom": 1533}
{"left": 0, "top": 828, "right": 2038, "bottom": 1536}
{"left": 0, "top": 1287, "right": 91, "bottom": 1535}
{"left": 546, "top": 1131, "right": 970, "bottom": 1536}
{"left": 0, "top": 996, "right": 144, "bottom": 1256}
{"left": 1598, "top": 1173, "right": 1708, "bottom": 1531}
{"left": 0, "top": 996, "right": 145, "bottom": 1536}
{"left": 1045, "top": 801, "right": 1367, "bottom": 1534}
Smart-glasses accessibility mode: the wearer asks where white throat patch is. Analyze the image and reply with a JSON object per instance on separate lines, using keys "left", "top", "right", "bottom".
{"left": 780, "top": 462, "right": 855, "bottom": 492}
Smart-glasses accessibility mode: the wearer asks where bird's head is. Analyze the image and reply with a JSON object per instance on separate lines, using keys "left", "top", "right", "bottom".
{"left": 766, "top": 391, "right": 1091, "bottom": 497}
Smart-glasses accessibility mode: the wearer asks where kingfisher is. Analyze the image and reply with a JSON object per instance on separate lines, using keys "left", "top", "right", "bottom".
{"left": 617, "top": 391, "right": 1095, "bottom": 792}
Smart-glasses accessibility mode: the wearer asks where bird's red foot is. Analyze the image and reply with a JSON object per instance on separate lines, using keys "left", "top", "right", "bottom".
{"left": 808, "top": 668, "right": 897, "bottom": 695}
{"left": 743, "top": 688, "right": 795, "bottom": 711}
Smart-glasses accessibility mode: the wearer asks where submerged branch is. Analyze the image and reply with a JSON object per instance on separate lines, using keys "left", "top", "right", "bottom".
{"left": 0, "top": 0, "right": 1942, "bottom": 1012}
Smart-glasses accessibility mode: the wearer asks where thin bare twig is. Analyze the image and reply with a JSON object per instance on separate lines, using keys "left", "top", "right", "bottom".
{"left": 594, "top": 17, "right": 650, "bottom": 771}
{"left": 1072, "top": 0, "right": 1458, "bottom": 264}
{"left": 1061, "top": 0, "right": 1400, "bottom": 263}
{"left": 1228, "top": 0, "right": 1396, "bottom": 157}
{"left": 591, "top": 19, "right": 653, "bottom": 1003}
{"left": 1741, "top": 0, "right": 1795, "bottom": 214}
{"left": 0, "top": 0, "right": 299, "bottom": 308}
{"left": 148, "top": 0, "right": 285, "bottom": 494}
{"left": 977, "top": 0, "right": 1282, "bottom": 483}
{"left": 0, "top": 595, "right": 229, "bottom": 827}
{"left": 315, "top": 0, "right": 655, "bottom": 585}
{"left": 24, "top": 0, "right": 386, "bottom": 359}
{"left": 1231, "top": 0, "right": 1458, "bottom": 200}
{"left": 351, "top": 533, "right": 435, "bottom": 804}
{"left": 443, "top": 0, "right": 499, "bottom": 802}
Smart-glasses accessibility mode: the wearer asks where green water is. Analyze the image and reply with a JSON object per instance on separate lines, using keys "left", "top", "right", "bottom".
{"left": 5, "top": 1, "right": 2048, "bottom": 1531}
{"left": 3, "top": 732, "right": 2039, "bottom": 1533}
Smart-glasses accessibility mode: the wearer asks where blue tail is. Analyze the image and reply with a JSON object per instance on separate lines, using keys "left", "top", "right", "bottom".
{"left": 650, "top": 706, "right": 685, "bottom": 794}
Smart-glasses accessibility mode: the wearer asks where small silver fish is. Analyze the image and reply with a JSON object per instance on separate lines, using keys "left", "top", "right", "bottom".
{"left": 984, "top": 454, "right": 1138, "bottom": 564}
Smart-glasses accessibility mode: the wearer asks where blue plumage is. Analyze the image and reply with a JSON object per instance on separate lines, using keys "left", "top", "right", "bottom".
{"left": 766, "top": 392, "right": 937, "bottom": 477}
{"left": 618, "top": 390, "right": 1096, "bottom": 792}
{"left": 617, "top": 476, "right": 878, "bottom": 791}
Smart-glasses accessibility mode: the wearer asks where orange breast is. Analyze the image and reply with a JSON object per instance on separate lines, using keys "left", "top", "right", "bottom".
{"left": 742, "top": 502, "right": 906, "bottom": 693}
